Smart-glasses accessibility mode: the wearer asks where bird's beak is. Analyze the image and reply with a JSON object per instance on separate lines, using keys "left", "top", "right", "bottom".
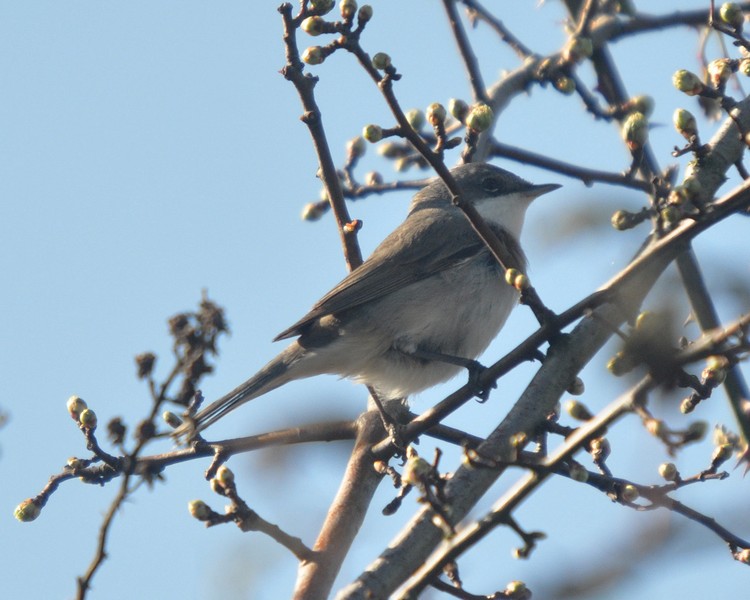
{"left": 528, "top": 183, "right": 561, "bottom": 198}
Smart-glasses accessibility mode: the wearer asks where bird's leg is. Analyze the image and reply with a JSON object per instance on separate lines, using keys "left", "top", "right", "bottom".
{"left": 408, "top": 348, "right": 496, "bottom": 402}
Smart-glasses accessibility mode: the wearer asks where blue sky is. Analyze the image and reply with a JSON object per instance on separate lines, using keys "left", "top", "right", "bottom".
{"left": 2, "top": 2, "right": 749, "bottom": 599}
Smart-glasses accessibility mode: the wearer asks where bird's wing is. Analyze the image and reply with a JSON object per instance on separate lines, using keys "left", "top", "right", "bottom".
{"left": 274, "top": 209, "right": 484, "bottom": 341}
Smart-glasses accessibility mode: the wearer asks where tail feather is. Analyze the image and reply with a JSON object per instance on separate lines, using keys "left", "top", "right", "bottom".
{"left": 178, "top": 344, "right": 304, "bottom": 438}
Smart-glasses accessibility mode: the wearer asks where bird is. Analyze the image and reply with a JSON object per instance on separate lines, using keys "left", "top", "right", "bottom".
{"left": 179, "top": 162, "right": 559, "bottom": 437}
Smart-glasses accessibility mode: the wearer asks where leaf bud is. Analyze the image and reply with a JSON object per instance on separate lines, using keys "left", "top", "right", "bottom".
{"left": 448, "top": 98, "right": 469, "bottom": 122}
{"left": 465, "top": 103, "right": 494, "bottom": 132}
{"left": 673, "top": 108, "right": 697, "bottom": 139}
{"left": 405, "top": 108, "right": 425, "bottom": 131}
{"left": 309, "top": 0, "right": 335, "bottom": 15}
{"left": 426, "top": 102, "right": 446, "bottom": 126}
{"left": 362, "top": 123, "right": 383, "bottom": 143}
{"left": 371, "top": 52, "right": 391, "bottom": 70}
{"left": 67, "top": 395, "right": 88, "bottom": 420}
{"left": 673, "top": 69, "right": 704, "bottom": 95}
{"left": 301, "top": 16, "right": 326, "bottom": 36}
{"left": 339, "top": 0, "right": 357, "bottom": 20}
{"left": 14, "top": 499, "right": 41, "bottom": 522}
{"left": 720, "top": 3, "right": 745, "bottom": 29}
{"left": 301, "top": 46, "right": 325, "bottom": 65}
{"left": 658, "top": 462, "right": 678, "bottom": 481}
{"left": 621, "top": 111, "right": 648, "bottom": 150}
{"left": 188, "top": 499, "right": 211, "bottom": 520}
{"left": 357, "top": 4, "right": 373, "bottom": 23}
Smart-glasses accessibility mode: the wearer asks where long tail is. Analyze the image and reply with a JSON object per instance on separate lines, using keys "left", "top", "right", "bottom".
{"left": 177, "top": 343, "right": 305, "bottom": 438}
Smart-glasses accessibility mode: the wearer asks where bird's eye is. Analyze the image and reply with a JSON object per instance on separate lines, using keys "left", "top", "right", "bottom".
{"left": 481, "top": 176, "right": 501, "bottom": 192}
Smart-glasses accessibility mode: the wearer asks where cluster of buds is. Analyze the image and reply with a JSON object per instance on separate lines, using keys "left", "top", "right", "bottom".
{"left": 67, "top": 395, "right": 97, "bottom": 430}
{"left": 300, "top": 1, "right": 375, "bottom": 66}
{"left": 504, "top": 267, "right": 529, "bottom": 291}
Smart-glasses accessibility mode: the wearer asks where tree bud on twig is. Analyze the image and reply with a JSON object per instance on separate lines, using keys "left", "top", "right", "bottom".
{"left": 720, "top": 3, "right": 745, "bottom": 30}
{"left": 302, "top": 46, "right": 325, "bottom": 65}
{"left": 371, "top": 52, "right": 391, "bottom": 70}
{"left": 673, "top": 69, "right": 704, "bottom": 95}
{"left": 673, "top": 108, "right": 697, "bottom": 139}
{"left": 14, "top": 499, "right": 41, "bottom": 522}
{"left": 465, "top": 103, "right": 493, "bottom": 132}
{"left": 362, "top": 124, "right": 383, "bottom": 143}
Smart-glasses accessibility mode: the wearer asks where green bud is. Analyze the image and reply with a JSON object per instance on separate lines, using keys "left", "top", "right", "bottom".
{"left": 673, "top": 69, "right": 704, "bottom": 95}
{"left": 371, "top": 52, "right": 391, "bottom": 70}
{"left": 162, "top": 411, "right": 183, "bottom": 429}
{"left": 660, "top": 205, "right": 682, "bottom": 225}
{"left": 14, "top": 499, "right": 41, "bottom": 522}
{"left": 589, "top": 437, "right": 610, "bottom": 462}
{"left": 448, "top": 98, "right": 469, "bottom": 122}
{"left": 216, "top": 465, "right": 235, "bottom": 486}
{"left": 309, "top": 0, "right": 335, "bottom": 15}
{"left": 339, "top": 0, "right": 357, "bottom": 19}
{"left": 553, "top": 75, "right": 576, "bottom": 95}
{"left": 188, "top": 499, "right": 211, "bottom": 520}
{"left": 621, "top": 111, "right": 648, "bottom": 150}
{"left": 512, "top": 273, "right": 529, "bottom": 291}
{"left": 567, "top": 376, "right": 585, "bottom": 396}
{"left": 658, "top": 462, "right": 678, "bottom": 481}
{"left": 377, "top": 141, "right": 400, "bottom": 158}
{"left": 405, "top": 108, "right": 425, "bottom": 131}
{"left": 465, "top": 103, "right": 494, "bottom": 132}
{"left": 607, "top": 351, "right": 632, "bottom": 376}
{"left": 302, "top": 46, "right": 325, "bottom": 65}
{"left": 628, "top": 95, "right": 654, "bottom": 117}
{"left": 301, "top": 16, "right": 326, "bottom": 36}
{"left": 505, "top": 580, "right": 530, "bottom": 600}
{"left": 357, "top": 4, "right": 373, "bottom": 23}
{"left": 740, "top": 58, "right": 750, "bottom": 76}
{"left": 79, "top": 408, "right": 97, "bottom": 429}
{"left": 712, "top": 443, "right": 734, "bottom": 466}
{"left": 673, "top": 108, "right": 697, "bottom": 139}
{"left": 401, "top": 455, "right": 431, "bottom": 486}
{"left": 565, "top": 399, "right": 593, "bottom": 421}
{"left": 67, "top": 457, "right": 85, "bottom": 470}
{"left": 364, "top": 171, "right": 382, "bottom": 186}
{"left": 301, "top": 201, "right": 327, "bottom": 222}
{"left": 645, "top": 418, "right": 666, "bottom": 438}
{"left": 67, "top": 395, "right": 88, "bottom": 420}
{"left": 611, "top": 210, "right": 633, "bottom": 231}
{"left": 504, "top": 267, "right": 520, "bottom": 286}
{"left": 347, "top": 136, "right": 366, "bottom": 159}
{"left": 621, "top": 484, "right": 639, "bottom": 502}
{"left": 680, "top": 396, "right": 697, "bottom": 414}
{"left": 362, "top": 123, "right": 383, "bottom": 143}
{"left": 426, "top": 102, "right": 446, "bottom": 126}
{"left": 720, "top": 3, "right": 745, "bottom": 29}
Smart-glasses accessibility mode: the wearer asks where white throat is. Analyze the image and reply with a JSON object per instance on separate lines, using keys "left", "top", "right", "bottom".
{"left": 473, "top": 192, "right": 533, "bottom": 239}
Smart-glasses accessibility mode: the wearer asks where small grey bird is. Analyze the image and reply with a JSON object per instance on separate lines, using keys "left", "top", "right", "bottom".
{"left": 183, "top": 163, "right": 559, "bottom": 435}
